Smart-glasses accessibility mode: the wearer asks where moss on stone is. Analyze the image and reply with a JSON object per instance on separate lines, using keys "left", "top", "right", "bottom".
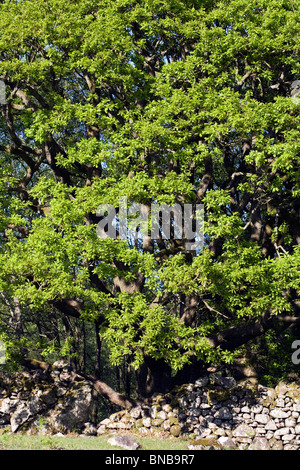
{"left": 151, "top": 418, "right": 164, "bottom": 427}
{"left": 285, "top": 382, "right": 300, "bottom": 401}
{"left": 154, "top": 395, "right": 164, "bottom": 403}
{"left": 169, "top": 416, "right": 179, "bottom": 426}
{"left": 207, "top": 388, "right": 231, "bottom": 403}
{"left": 171, "top": 384, "right": 189, "bottom": 398}
{"left": 190, "top": 437, "right": 221, "bottom": 449}
{"left": 110, "top": 410, "right": 126, "bottom": 422}
{"left": 262, "top": 389, "right": 276, "bottom": 408}
{"left": 135, "top": 419, "right": 144, "bottom": 428}
{"left": 170, "top": 424, "right": 181, "bottom": 437}
{"left": 120, "top": 413, "right": 132, "bottom": 424}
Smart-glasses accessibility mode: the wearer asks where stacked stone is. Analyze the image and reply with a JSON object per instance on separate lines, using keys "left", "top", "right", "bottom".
{"left": 1, "top": 365, "right": 300, "bottom": 449}
{"left": 182, "top": 377, "right": 300, "bottom": 450}
{"left": 0, "top": 361, "right": 94, "bottom": 435}
{"left": 97, "top": 374, "right": 300, "bottom": 450}
{"left": 97, "top": 401, "right": 182, "bottom": 438}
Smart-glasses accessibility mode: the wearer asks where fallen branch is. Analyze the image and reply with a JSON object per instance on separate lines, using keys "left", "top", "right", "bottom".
{"left": 21, "top": 357, "right": 137, "bottom": 409}
{"left": 81, "top": 373, "right": 137, "bottom": 409}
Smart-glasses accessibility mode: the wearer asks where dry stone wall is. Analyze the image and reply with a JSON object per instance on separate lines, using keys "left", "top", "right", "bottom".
{"left": 1, "top": 364, "right": 300, "bottom": 450}
{"left": 98, "top": 374, "right": 300, "bottom": 450}
{"left": 0, "top": 361, "right": 95, "bottom": 435}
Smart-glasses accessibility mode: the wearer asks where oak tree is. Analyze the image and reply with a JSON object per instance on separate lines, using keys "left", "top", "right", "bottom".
{"left": 0, "top": 0, "right": 299, "bottom": 402}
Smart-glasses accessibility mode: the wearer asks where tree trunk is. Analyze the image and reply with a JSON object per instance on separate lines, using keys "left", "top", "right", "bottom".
{"left": 94, "top": 321, "right": 102, "bottom": 379}
{"left": 135, "top": 357, "right": 174, "bottom": 397}
{"left": 12, "top": 296, "right": 23, "bottom": 339}
{"left": 180, "top": 295, "right": 199, "bottom": 327}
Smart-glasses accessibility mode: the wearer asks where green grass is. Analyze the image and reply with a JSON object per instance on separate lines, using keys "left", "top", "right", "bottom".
{"left": 0, "top": 432, "right": 191, "bottom": 451}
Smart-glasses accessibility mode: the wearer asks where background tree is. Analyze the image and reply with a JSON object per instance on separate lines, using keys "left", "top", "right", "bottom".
{"left": 0, "top": 0, "right": 299, "bottom": 404}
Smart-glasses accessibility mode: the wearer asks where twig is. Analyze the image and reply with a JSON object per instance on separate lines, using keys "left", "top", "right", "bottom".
{"left": 202, "top": 299, "right": 230, "bottom": 319}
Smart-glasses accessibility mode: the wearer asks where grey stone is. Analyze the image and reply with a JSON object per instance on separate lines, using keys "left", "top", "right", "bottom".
{"left": 149, "top": 405, "right": 160, "bottom": 419}
{"left": 115, "top": 422, "right": 127, "bottom": 429}
{"left": 59, "top": 371, "right": 74, "bottom": 382}
{"left": 195, "top": 377, "right": 209, "bottom": 387}
{"left": 232, "top": 407, "right": 240, "bottom": 413}
{"left": 162, "top": 404, "right": 173, "bottom": 413}
{"left": 10, "top": 403, "right": 30, "bottom": 432}
{"left": 39, "top": 389, "right": 57, "bottom": 406}
{"left": 218, "top": 436, "right": 237, "bottom": 449}
{"left": 251, "top": 404, "right": 263, "bottom": 414}
{"left": 179, "top": 397, "right": 189, "bottom": 408}
{"left": 52, "top": 359, "right": 71, "bottom": 370}
{"left": 162, "top": 419, "right": 171, "bottom": 430}
{"left": 284, "top": 444, "right": 299, "bottom": 450}
{"left": 56, "top": 386, "right": 67, "bottom": 397}
{"left": 108, "top": 435, "right": 140, "bottom": 450}
{"left": 214, "top": 427, "right": 226, "bottom": 436}
{"left": 236, "top": 437, "right": 253, "bottom": 450}
{"left": 265, "top": 419, "right": 277, "bottom": 431}
{"left": 255, "top": 414, "right": 270, "bottom": 425}
{"left": 196, "top": 425, "right": 211, "bottom": 437}
{"left": 190, "top": 408, "right": 202, "bottom": 417}
{"left": 274, "top": 427, "right": 290, "bottom": 437}
{"left": 215, "top": 377, "right": 236, "bottom": 388}
{"left": 142, "top": 417, "right": 151, "bottom": 428}
{"left": 295, "top": 424, "right": 300, "bottom": 434}
{"left": 156, "top": 410, "right": 168, "bottom": 420}
{"left": 97, "top": 425, "right": 106, "bottom": 435}
{"left": 249, "top": 437, "right": 270, "bottom": 450}
{"left": 241, "top": 406, "right": 251, "bottom": 413}
{"left": 0, "top": 398, "right": 18, "bottom": 414}
{"left": 270, "top": 409, "right": 290, "bottom": 419}
{"left": 48, "top": 383, "right": 93, "bottom": 433}
{"left": 130, "top": 405, "right": 143, "bottom": 419}
{"left": 285, "top": 418, "right": 296, "bottom": 427}
{"left": 255, "top": 427, "right": 267, "bottom": 435}
{"left": 232, "top": 423, "right": 256, "bottom": 438}
{"left": 200, "top": 403, "right": 211, "bottom": 409}
{"left": 214, "top": 407, "right": 232, "bottom": 420}
{"left": 99, "top": 418, "right": 110, "bottom": 426}
{"left": 282, "top": 434, "right": 294, "bottom": 441}
{"left": 82, "top": 422, "right": 97, "bottom": 436}
{"left": 271, "top": 440, "right": 284, "bottom": 450}
{"left": 28, "top": 395, "right": 43, "bottom": 416}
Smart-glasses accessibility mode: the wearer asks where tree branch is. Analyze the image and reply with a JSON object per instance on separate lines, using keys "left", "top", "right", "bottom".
{"left": 21, "top": 357, "right": 137, "bottom": 409}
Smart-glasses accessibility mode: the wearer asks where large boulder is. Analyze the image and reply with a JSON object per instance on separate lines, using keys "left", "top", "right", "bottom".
{"left": 46, "top": 382, "right": 93, "bottom": 433}
{"left": 108, "top": 435, "right": 140, "bottom": 450}
{"left": 0, "top": 368, "right": 94, "bottom": 435}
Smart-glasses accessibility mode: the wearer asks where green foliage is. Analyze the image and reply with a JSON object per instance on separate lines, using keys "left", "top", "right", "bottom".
{"left": 0, "top": 0, "right": 299, "bottom": 389}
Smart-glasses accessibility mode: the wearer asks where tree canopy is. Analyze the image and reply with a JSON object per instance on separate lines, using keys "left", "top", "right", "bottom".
{"left": 0, "top": 0, "right": 299, "bottom": 400}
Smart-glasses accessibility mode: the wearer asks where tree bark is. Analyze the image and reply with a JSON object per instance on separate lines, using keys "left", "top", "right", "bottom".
{"left": 206, "top": 310, "right": 300, "bottom": 351}
{"left": 135, "top": 357, "right": 174, "bottom": 397}
{"left": 83, "top": 373, "right": 137, "bottom": 409}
